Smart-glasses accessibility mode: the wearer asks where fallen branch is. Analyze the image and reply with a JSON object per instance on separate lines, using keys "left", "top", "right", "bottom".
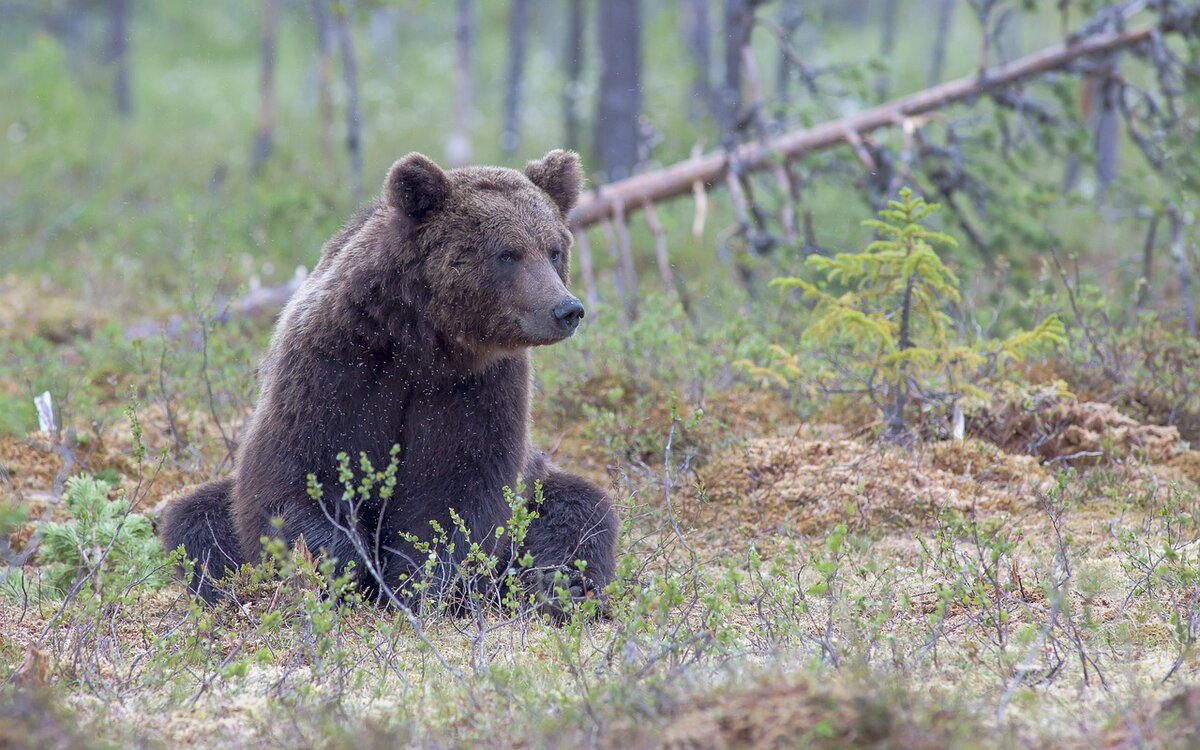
{"left": 569, "top": 20, "right": 1169, "bottom": 228}
{"left": 124, "top": 267, "right": 307, "bottom": 341}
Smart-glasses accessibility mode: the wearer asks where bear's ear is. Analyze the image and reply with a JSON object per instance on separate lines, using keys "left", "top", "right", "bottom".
{"left": 524, "top": 149, "right": 583, "bottom": 216}
{"left": 385, "top": 153, "right": 451, "bottom": 221}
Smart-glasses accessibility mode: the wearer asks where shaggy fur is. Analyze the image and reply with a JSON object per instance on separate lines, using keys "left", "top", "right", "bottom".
{"left": 160, "top": 150, "right": 617, "bottom": 618}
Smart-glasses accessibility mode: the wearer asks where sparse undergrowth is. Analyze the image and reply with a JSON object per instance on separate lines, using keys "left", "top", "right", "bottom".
{"left": 2, "top": 366, "right": 1199, "bottom": 748}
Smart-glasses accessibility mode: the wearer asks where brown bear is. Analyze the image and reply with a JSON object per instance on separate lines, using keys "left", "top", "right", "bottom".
{"left": 160, "top": 150, "right": 617, "bottom": 620}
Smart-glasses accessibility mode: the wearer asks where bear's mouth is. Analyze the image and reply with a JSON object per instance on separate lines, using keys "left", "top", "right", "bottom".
{"left": 517, "top": 312, "right": 577, "bottom": 346}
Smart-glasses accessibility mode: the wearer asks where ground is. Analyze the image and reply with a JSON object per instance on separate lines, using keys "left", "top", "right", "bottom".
{"left": 2, "top": 320, "right": 1199, "bottom": 747}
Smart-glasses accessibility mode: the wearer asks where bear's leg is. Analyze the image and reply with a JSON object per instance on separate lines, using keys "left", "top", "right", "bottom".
{"left": 160, "top": 478, "right": 243, "bottom": 604}
{"left": 519, "top": 469, "right": 618, "bottom": 620}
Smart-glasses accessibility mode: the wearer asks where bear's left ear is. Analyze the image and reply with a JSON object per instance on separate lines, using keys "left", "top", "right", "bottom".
{"left": 385, "top": 152, "right": 451, "bottom": 221}
{"left": 524, "top": 149, "right": 583, "bottom": 216}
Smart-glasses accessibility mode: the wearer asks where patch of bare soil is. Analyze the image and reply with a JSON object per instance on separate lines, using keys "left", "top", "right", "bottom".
{"left": 697, "top": 436, "right": 1050, "bottom": 538}
{"left": 606, "top": 675, "right": 977, "bottom": 750}
{"left": 0, "top": 435, "right": 62, "bottom": 495}
{"left": 0, "top": 403, "right": 235, "bottom": 554}
{"left": 971, "top": 394, "right": 1180, "bottom": 465}
{"left": 1165, "top": 450, "right": 1200, "bottom": 486}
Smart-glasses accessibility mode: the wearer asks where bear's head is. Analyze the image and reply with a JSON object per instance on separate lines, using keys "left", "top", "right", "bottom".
{"left": 383, "top": 149, "right": 586, "bottom": 354}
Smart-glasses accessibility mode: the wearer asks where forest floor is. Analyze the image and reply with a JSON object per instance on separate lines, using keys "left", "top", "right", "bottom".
{"left": 2, "top": 317, "right": 1200, "bottom": 749}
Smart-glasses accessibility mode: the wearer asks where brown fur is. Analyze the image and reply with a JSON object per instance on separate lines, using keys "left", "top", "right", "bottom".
{"left": 161, "top": 150, "right": 617, "bottom": 618}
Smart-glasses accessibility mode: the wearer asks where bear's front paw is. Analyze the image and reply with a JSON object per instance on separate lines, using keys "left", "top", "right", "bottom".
{"left": 523, "top": 566, "right": 605, "bottom": 624}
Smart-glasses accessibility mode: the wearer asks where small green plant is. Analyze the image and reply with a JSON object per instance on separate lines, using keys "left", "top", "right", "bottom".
{"left": 37, "top": 474, "right": 168, "bottom": 595}
{"left": 743, "top": 188, "right": 1066, "bottom": 441}
{"left": 303, "top": 447, "right": 595, "bottom": 625}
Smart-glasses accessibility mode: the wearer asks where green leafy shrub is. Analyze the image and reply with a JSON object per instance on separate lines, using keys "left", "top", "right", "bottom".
{"left": 743, "top": 188, "right": 1066, "bottom": 441}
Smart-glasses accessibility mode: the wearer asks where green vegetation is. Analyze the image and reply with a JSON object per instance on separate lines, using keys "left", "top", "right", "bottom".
{"left": 36, "top": 474, "right": 166, "bottom": 595}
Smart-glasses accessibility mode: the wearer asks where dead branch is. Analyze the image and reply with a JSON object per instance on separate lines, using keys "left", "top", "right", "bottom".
{"left": 611, "top": 198, "right": 639, "bottom": 320}
{"left": 643, "top": 199, "right": 691, "bottom": 315}
{"left": 570, "top": 20, "right": 1170, "bottom": 228}
{"left": 572, "top": 222, "right": 598, "bottom": 310}
{"left": 124, "top": 268, "right": 307, "bottom": 341}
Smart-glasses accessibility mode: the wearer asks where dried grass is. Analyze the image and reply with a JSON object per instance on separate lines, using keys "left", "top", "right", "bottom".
{"left": 697, "top": 435, "right": 1051, "bottom": 538}
{"left": 972, "top": 396, "right": 1180, "bottom": 465}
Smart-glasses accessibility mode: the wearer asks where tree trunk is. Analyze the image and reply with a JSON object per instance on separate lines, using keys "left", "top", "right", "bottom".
{"left": 875, "top": 0, "right": 899, "bottom": 101}
{"left": 313, "top": 0, "right": 336, "bottom": 166}
{"left": 564, "top": 0, "right": 585, "bottom": 152}
{"left": 109, "top": 0, "right": 131, "bottom": 116}
{"left": 927, "top": 0, "right": 956, "bottom": 86}
{"left": 775, "top": 0, "right": 803, "bottom": 107}
{"left": 1168, "top": 205, "right": 1196, "bottom": 336}
{"left": 250, "top": 0, "right": 278, "bottom": 176}
{"left": 682, "top": 0, "right": 713, "bottom": 122}
{"left": 501, "top": 0, "right": 529, "bottom": 155}
{"left": 720, "top": 0, "right": 757, "bottom": 136}
{"left": 594, "top": 0, "right": 642, "bottom": 183}
{"left": 1135, "top": 213, "right": 1159, "bottom": 311}
{"left": 447, "top": 0, "right": 473, "bottom": 166}
{"left": 334, "top": 0, "right": 363, "bottom": 202}
{"left": 885, "top": 273, "right": 916, "bottom": 443}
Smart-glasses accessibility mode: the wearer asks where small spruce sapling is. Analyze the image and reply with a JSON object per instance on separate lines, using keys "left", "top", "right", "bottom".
{"left": 39, "top": 474, "right": 168, "bottom": 594}
{"left": 743, "top": 188, "right": 1066, "bottom": 442}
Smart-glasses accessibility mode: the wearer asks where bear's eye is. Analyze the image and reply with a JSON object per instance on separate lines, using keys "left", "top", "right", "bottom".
{"left": 498, "top": 249, "right": 520, "bottom": 263}
{"left": 549, "top": 247, "right": 562, "bottom": 263}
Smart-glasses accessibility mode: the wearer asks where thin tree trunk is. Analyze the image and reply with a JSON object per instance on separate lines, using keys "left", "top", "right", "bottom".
{"left": 250, "top": 0, "right": 278, "bottom": 176}
{"left": 875, "top": 0, "right": 899, "bottom": 101}
{"left": 447, "top": 0, "right": 473, "bottom": 166}
{"left": 334, "top": 0, "right": 363, "bottom": 202}
{"left": 501, "top": 0, "right": 529, "bottom": 155}
{"left": 570, "top": 21, "right": 1166, "bottom": 227}
{"left": 564, "top": 0, "right": 585, "bottom": 151}
{"left": 886, "top": 273, "right": 916, "bottom": 443}
{"left": 775, "top": 0, "right": 803, "bottom": 106}
{"left": 721, "top": 0, "right": 757, "bottom": 136}
{"left": 682, "top": 0, "right": 713, "bottom": 121}
{"left": 109, "top": 0, "right": 131, "bottom": 116}
{"left": 313, "top": 0, "right": 336, "bottom": 166}
{"left": 1168, "top": 204, "right": 1196, "bottom": 336}
{"left": 1135, "top": 213, "right": 1159, "bottom": 311}
{"left": 742, "top": 46, "right": 795, "bottom": 242}
{"left": 1093, "top": 56, "right": 1120, "bottom": 200}
{"left": 928, "top": 0, "right": 955, "bottom": 86}
{"left": 594, "top": 0, "right": 642, "bottom": 183}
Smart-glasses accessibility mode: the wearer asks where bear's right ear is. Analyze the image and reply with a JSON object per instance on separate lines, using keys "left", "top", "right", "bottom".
{"left": 524, "top": 149, "right": 583, "bottom": 216}
{"left": 385, "top": 153, "right": 451, "bottom": 221}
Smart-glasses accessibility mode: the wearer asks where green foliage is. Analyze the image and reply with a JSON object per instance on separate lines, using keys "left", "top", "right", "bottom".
{"left": 746, "top": 188, "right": 1066, "bottom": 438}
{"left": 36, "top": 474, "right": 167, "bottom": 596}
{"left": 303, "top": 447, "right": 598, "bottom": 624}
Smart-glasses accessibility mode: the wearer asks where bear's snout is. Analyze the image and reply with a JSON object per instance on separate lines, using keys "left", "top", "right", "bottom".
{"left": 552, "top": 297, "right": 585, "bottom": 332}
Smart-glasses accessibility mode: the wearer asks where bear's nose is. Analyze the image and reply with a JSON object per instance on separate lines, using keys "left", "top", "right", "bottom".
{"left": 552, "top": 298, "right": 585, "bottom": 330}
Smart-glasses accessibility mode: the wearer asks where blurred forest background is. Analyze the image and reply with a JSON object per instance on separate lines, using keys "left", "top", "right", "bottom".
{"left": 3, "top": 1, "right": 1200, "bottom": 748}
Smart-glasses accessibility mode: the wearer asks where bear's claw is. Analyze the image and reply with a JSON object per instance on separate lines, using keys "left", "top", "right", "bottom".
{"left": 524, "top": 566, "right": 605, "bottom": 623}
